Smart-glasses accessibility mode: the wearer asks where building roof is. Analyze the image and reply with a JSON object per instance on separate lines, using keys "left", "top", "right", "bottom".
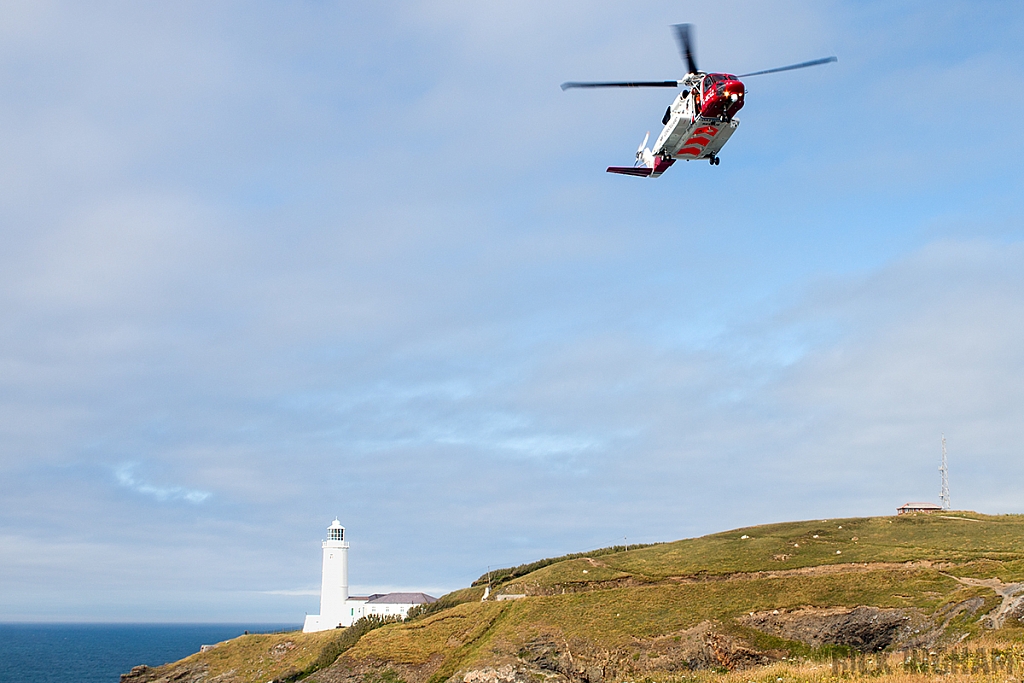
{"left": 898, "top": 502, "right": 942, "bottom": 510}
{"left": 365, "top": 592, "right": 437, "bottom": 605}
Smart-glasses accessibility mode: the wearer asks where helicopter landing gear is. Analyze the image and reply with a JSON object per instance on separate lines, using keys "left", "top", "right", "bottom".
{"left": 708, "top": 155, "right": 720, "bottom": 166}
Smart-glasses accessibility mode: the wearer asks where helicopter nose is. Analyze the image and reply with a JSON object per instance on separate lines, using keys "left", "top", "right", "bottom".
{"left": 722, "top": 80, "right": 744, "bottom": 100}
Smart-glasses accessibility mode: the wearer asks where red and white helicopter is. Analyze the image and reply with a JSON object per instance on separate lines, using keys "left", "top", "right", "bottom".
{"left": 561, "top": 24, "right": 836, "bottom": 177}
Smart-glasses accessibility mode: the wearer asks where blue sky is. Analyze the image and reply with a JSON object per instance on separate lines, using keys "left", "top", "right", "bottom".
{"left": 1, "top": 1, "right": 1023, "bottom": 622}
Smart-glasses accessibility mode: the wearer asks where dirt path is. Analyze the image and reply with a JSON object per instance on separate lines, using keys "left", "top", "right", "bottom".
{"left": 667, "top": 560, "right": 947, "bottom": 584}
{"left": 945, "top": 575, "right": 1024, "bottom": 628}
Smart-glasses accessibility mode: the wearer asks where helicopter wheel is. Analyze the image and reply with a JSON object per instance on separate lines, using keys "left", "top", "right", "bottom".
{"left": 714, "top": 157, "right": 720, "bottom": 166}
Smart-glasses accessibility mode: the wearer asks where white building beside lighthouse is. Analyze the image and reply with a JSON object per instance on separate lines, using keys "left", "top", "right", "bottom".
{"left": 302, "top": 519, "right": 436, "bottom": 633}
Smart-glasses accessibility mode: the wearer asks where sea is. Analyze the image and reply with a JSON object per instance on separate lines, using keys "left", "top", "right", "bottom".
{"left": 0, "top": 623, "right": 300, "bottom": 683}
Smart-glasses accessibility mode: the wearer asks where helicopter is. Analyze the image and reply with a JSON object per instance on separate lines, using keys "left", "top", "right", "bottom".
{"left": 561, "top": 24, "right": 836, "bottom": 177}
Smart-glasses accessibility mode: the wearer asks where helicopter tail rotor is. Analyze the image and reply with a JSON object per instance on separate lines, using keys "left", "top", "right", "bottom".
{"left": 635, "top": 131, "right": 651, "bottom": 165}
{"left": 634, "top": 131, "right": 656, "bottom": 169}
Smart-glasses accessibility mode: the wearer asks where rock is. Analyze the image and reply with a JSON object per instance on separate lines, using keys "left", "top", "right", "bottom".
{"left": 519, "top": 635, "right": 570, "bottom": 675}
{"left": 738, "top": 607, "right": 922, "bottom": 652}
{"left": 120, "top": 665, "right": 149, "bottom": 682}
{"left": 462, "top": 665, "right": 537, "bottom": 683}
{"left": 118, "top": 662, "right": 209, "bottom": 683}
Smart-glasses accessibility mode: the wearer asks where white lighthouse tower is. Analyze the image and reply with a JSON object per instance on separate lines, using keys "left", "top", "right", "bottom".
{"left": 303, "top": 519, "right": 350, "bottom": 632}
{"left": 302, "top": 519, "right": 437, "bottom": 633}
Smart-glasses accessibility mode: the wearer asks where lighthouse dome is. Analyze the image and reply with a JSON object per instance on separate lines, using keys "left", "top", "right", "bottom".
{"left": 327, "top": 519, "right": 345, "bottom": 541}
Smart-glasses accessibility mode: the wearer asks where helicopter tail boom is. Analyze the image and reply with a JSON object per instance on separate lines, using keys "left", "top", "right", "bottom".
{"left": 607, "top": 156, "right": 675, "bottom": 178}
{"left": 606, "top": 166, "right": 655, "bottom": 177}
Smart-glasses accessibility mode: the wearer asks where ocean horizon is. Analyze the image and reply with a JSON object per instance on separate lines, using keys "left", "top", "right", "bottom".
{"left": 0, "top": 622, "right": 301, "bottom": 683}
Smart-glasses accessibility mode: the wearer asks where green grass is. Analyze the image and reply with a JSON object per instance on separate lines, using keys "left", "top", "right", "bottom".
{"left": 500, "top": 557, "right": 633, "bottom": 590}
{"left": 473, "top": 543, "right": 660, "bottom": 588}
{"left": 547, "top": 513, "right": 1024, "bottom": 583}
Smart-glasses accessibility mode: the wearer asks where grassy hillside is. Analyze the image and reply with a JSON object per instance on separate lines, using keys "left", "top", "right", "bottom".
{"left": 495, "top": 512, "right": 1024, "bottom": 591}
{"left": 124, "top": 512, "right": 1024, "bottom": 683}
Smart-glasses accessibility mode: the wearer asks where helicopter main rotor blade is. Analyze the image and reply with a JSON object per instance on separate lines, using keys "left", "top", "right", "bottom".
{"left": 561, "top": 80, "right": 681, "bottom": 90}
{"left": 672, "top": 24, "right": 699, "bottom": 75}
{"left": 738, "top": 56, "right": 837, "bottom": 78}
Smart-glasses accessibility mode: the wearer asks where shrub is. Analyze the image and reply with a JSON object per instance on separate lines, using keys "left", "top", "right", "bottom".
{"left": 284, "top": 615, "right": 402, "bottom": 681}
{"left": 471, "top": 544, "right": 659, "bottom": 588}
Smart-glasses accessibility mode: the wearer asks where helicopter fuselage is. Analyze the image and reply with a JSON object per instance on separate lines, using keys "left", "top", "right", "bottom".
{"left": 611, "top": 73, "right": 746, "bottom": 177}
{"left": 653, "top": 74, "right": 744, "bottom": 160}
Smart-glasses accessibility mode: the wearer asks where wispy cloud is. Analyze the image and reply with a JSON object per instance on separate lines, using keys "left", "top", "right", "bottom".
{"left": 257, "top": 587, "right": 320, "bottom": 596}
{"left": 114, "top": 464, "right": 211, "bottom": 504}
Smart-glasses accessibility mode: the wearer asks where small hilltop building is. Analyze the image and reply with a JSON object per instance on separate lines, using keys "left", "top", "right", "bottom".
{"left": 897, "top": 502, "right": 942, "bottom": 515}
{"left": 303, "top": 519, "right": 436, "bottom": 633}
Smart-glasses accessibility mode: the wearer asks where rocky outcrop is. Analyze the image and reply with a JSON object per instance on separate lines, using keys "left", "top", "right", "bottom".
{"left": 734, "top": 598, "right": 1005, "bottom": 653}
{"left": 737, "top": 607, "right": 922, "bottom": 652}
{"left": 120, "top": 662, "right": 211, "bottom": 682}
{"left": 462, "top": 664, "right": 562, "bottom": 683}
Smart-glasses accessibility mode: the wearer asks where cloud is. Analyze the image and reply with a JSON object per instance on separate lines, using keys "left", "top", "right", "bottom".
{"left": 257, "top": 588, "right": 320, "bottom": 597}
{"left": 113, "top": 464, "right": 211, "bottom": 504}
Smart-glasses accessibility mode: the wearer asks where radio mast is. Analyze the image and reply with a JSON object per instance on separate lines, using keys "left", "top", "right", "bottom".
{"left": 939, "top": 435, "right": 950, "bottom": 510}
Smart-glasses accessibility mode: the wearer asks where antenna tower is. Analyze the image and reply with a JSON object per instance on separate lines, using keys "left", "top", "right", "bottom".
{"left": 939, "top": 435, "right": 950, "bottom": 510}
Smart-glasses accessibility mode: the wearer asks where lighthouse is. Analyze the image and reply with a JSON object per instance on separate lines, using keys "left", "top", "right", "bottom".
{"left": 302, "top": 519, "right": 437, "bottom": 633}
{"left": 319, "top": 519, "right": 349, "bottom": 624}
{"left": 302, "top": 519, "right": 350, "bottom": 632}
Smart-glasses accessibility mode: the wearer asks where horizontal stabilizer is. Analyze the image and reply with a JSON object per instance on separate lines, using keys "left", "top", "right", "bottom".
{"left": 607, "top": 166, "right": 653, "bottom": 177}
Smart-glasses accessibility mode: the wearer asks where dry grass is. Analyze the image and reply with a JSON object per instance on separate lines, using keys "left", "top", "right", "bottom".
{"left": 647, "top": 658, "right": 1020, "bottom": 683}
{"left": 613, "top": 648, "right": 1024, "bottom": 682}
{"left": 350, "top": 602, "right": 511, "bottom": 666}
{"left": 176, "top": 629, "right": 341, "bottom": 681}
